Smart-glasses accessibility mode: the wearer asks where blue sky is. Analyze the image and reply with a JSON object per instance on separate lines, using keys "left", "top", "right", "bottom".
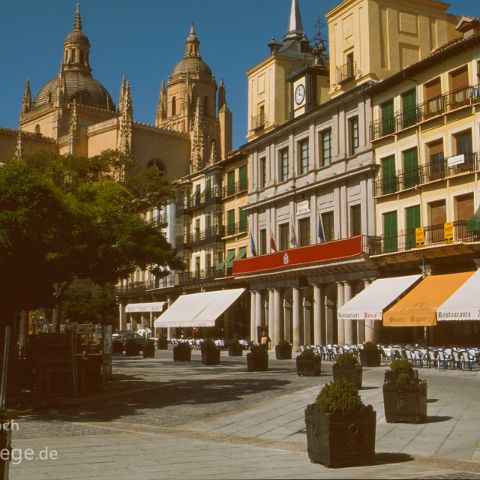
{"left": 1, "top": 0, "right": 480, "bottom": 148}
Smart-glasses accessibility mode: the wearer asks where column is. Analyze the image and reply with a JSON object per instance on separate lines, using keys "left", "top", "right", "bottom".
{"left": 336, "top": 282, "right": 345, "bottom": 345}
{"left": 119, "top": 303, "right": 126, "bottom": 332}
{"left": 344, "top": 281, "right": 354, "bottom": 345}
{"left": 303, "top": 297, "right": 311, "bottom": 346}
{"left": 292, "top": 287, "right": 301, "bottom": 351}
{"left": 313, "top": 284, "right": 324, "bottom": 346}
{"left": 255, "top": 290, "right": 262, "bottom": 343}
{"left": 268, "top": 289, "right": 275, "bottom": 349}
{"left": 325, "top": 294, "right": 334, "bottom": 344}
{"left": 283, "top": 299, "right": 292, "bottom": 342}
{"left": 250, "top": 291, "right": 256, "bottom": 341}
{"left": 273, "top": 289, "right": 282, "bottom": 346}
{"left": 357, "top": 282, "right": 366, "bottom": 344}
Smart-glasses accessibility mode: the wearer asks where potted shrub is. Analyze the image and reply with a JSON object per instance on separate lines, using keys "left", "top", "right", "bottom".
{"left": 359, "top": 342, "right": 381, "bottom": 367}
{"left": 296, "top": 348, "right": 322, "bottom": 376}
{"left": 305, "top": 379, "right": 376, "bottom": 468}
{"left": 173, "top": 342, "right": 191, "bottom": 361}
{"left": 201, "top": 339, "right": 221, "bottom": 365}
{"left": 332, "top": 352, "right": 362, "bottom": 389}
{"left": 0, "top": 409, "right": 11, "bottom": 479}
{"left": 383, "top": 359, "right": 427, "bottom": 423}
{"left": 247, "top": 344, "right": 268, "bottom": 371}
{"left": 227, "top": 339, "right": 243, "bottom": 357}
{"left": 142, "top": 339, "right": 156, "bottom": 358}
{"left": 157, "top": 336, "right": 169, "bottom": 350}
{"left": 275, "top": 340, "right": 293, "bottom": 360}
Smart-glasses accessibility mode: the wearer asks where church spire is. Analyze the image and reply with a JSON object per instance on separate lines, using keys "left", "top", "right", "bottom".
{"left": 218, "top": 79, "right": 226, "bottom": 112}
{"left": 185, "top": 23, "right": 201, "bottom": 58}
{"left": 21, "top": 78, "right": 32, "bottom": 114}
{"left": 63, "top": 4, "right": 91, "bottom": 74}
{"left": 284, "top": 0, "right": 306, "bottom": 41}
{"left": 156, "top": 81, "right": 167, "bottom": 125}
{"left": 119, "top": 80, "right": 133, "bottom": 155}
{"left": 73, "top": 3, "right": 82, "bottom": 32}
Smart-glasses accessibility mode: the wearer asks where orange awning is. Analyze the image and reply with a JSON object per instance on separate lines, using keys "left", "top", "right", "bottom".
{"left": 383, "top": 272, "right": 475, "bottom": 327}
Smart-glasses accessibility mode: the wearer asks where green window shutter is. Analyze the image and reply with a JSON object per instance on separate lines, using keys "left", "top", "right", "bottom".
{"left": 405, "top": 205, "right": 420, "bottom": 250}
{"left": 383, "top": 211, "right": 398, "bottom": 253}
{"left": 239, "top": 209, "right": 248, "bottom": 232}
{"left": 402, "top": 90, "right": 417, "bottom": 128}
{"left": 226, "top": 249, "right": 236, "bottom": 268}
{"left": 227, "top": 171, "right": 235, "bottom": 196}
{"left": 227, "top": 209, "right": 235, "bottom": 235}
{"left": 235, "top": 246, "right": 247, "bottom": 259}
{"left": 239, "top": 165, "right": 247, "bottom": 191}
{"left": 382, "top": 156, "right": 397, "bottom": 194}
{"left": 403, "top": 148, "right": 419, "bottom": 189}
{"left": 381, "top": 100, "right": 395, "bottom": 135}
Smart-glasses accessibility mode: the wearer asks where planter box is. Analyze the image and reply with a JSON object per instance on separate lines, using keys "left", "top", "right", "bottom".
{"left": 173, "top": 346, "right": 191, "bottom": 361}
{"left": 156, "top": 339, "right": 169, "bottom": 350}
{"left": 275, "top": 345, "right": 292, "bottom": 360}
{"left": 202, "top": 349, "right": 221, "bottom": 365}
{"left": 143, "top": 341, "right": 156, "bottom": 358}
{"left": 296, "top": 356, "right": 322, "bottom": 376}
{"left": 305, "top": 404, "right": 376, "bottom": 468}
{"left": 0, "top": 428, "right": 11, "bottom": 480}
{"left": 125, "top": 341, "right": 140, "bottom": 356}
{"left": 247, "top": 352, "right": 268, "bottom": 371}
{"left": 383, "top": 380, "right": 427, "bottom": 424}
{"left": 359, "top": 350, "right": 381, "bottom": 367}
{"left": 228, "top": 344, "right": 243, "bottom": 357}
{"left": 332, "top": 364, "right": 363, "bottom": 389}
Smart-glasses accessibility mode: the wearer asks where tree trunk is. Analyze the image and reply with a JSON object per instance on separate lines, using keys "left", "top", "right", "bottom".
{"left": 51, "top": 281, "right": 69, "bottom": 333}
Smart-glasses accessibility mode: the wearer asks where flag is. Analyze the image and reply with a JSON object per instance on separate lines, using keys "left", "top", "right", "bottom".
{"left": 290, "top": 223, "right": 298, "bottom": 248}
{"left": 270, "top": 227, "right": 277, "bottom": 252}
{"left": 249, "top": 231, "right": 257, "bottom": 257}
{"left": 318, "top": 214, "right": 325, "bottom": 243}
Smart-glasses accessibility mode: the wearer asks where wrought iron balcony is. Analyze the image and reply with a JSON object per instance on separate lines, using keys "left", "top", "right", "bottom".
{"left": 336, "top": 60, "right": 356, "bottom": 85}
{"left": 224, "top": 221, "right": 249, "bottom": 237}
{"left": 251, "top": 113, "right": 266, "bottom": 131}
{"left": 176, "top": 268, "right": 225, "bottom": 285}
{"left": 176, "top": 225, "right": 225, "bottom": 248}
{"left": 225, "top": 180, "right": 248, "bottom": 197}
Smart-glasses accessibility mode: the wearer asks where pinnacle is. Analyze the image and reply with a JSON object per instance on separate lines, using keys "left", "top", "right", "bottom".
{"left": 73, "top": 3, "right": 83, "bottom": 32}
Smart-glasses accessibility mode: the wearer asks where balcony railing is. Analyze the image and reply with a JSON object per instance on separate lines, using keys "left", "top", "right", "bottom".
{"left": 224, "top": 221, "right": 249, "bottom": 237}
{"left": 176, "top": 268, "right": 225, "bottom": 285}
{"left": 374, "top": 220, "right": 480, "bottom": 255}
{"left": 251, "top": 113, "right": 266, "bottom": 131}
{"left": 116, "top": 274, "right": 176, "bottom": 295}
{"left": 336, "top": 61, "right": 356, "bottom": 85}
{"left": 225, "top": 180, "right": 248, "bottom": 197}
{"left": 371, "top": 85, "right": 480, "bottom": 141}
{"left": 178, "top": 187, "right": 224, "bottom": 213}
{"left": 375, "top": 152, "right": 478, "bottom": 196}
{"left": 176, "top": 225, "right": 225, "bottom": 247}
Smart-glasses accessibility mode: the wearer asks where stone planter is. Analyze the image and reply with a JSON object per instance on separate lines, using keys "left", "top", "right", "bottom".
{"left": 275, "top": 344, "right": 292, "bottom": 360}
{"left": 143, "top": 340, "right": 156, "bottom": 358}
{"left": 359, "top": 349, "right": 381, "bottom": 367}
{"left": 296, "top": 356, "right": 322, "bottom": 376}
{"left": 332, "top": 364, "right": 363, "bottom": 389}
{"left": 247, "top": 352, "right": 268, "bottom": 371}
{"left": 305, "top": 403, "right": 376, "bottom": 468}
{"left": 156, "top": 338, "right": 169, "bottom": 350}
{"left": 173, "top": 346, "right": 191, "bottom": 361}
{"left": 228, "top": 344, "right": 243, "bottom": 357}
{"left": 125, "top": 340, "right": 140, "bottom": 356}
{"left": 202, "top": 348, "right": 221, "bottom": 365}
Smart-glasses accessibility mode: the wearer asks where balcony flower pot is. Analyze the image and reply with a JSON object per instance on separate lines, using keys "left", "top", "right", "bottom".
{"left": 383, "top": 360, "right": 427, "bottom": 423}
{"left": 125, "top": 339, "right": 140, "bottom": 356}
{"left": 359, "top": 342, "right": 381, "bottom": 367}
{"left": 156, "top": 336, "right": 169, "bottom": 350}
{"left": 173, "top": 343, "right": 191, "bottom": 362}
{"left": 142, "top": 340, "right": 156, "bottom": 359}
{"left": 247, "top": 345, "right": 268, "bottom": 371}
{"left": 275, "top": 340, "right": 293, "bottom": 360}
{"left": 228, "top": 339, "right": 243, "bottom": 357}
{"left": 296, "top": 349, "right": 322, "bottom": 376}
{"left": 305, "top": 379, "right": 376, "bottom": 468}
{"left": 332, "top": 352, "right": 362, "bottom": 389}
{"left": 201, "top": 339, "right": 221, "bottom": 365}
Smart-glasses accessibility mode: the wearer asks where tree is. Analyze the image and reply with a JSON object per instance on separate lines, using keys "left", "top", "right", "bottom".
{"left": 0, "top": 150, "right": 183, "bottom": 326}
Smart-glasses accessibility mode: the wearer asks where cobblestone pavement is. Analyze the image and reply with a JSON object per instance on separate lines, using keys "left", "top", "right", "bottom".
{"left": 9, "top": 350, "right": 480, "bottom": 479}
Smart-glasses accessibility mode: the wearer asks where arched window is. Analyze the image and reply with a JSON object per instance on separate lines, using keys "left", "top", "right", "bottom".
{"left": 79, "top": 50, "right": 84, "bottom": 64}
{"left": 204, "top": 96, "right": 209, "bottom": 116}
{"left": 34, "top": 125, "right": 41, "bottom": 135}
{"left": 147, "top": 159, "right": 166, "bottom": 176}
{"left": 171, "top": 96, "right": 176, "bottom": 116}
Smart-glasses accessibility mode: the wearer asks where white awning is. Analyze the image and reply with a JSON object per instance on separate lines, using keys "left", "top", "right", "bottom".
{"left": 125, "top": 302, "right": 166, "bottom": 313}
{"left": 154, "top": 288, "right": 245, "bottom": 328}
{"left": 437, "top": 270, "right": 480, "bottom": 321}
{"left": 338, "top": 274, "right": 422, "bottom": 321}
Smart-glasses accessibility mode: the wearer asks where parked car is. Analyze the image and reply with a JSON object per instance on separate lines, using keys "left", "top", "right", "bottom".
{"left": 112, "top": 332, "right": 146, "bottom": 352}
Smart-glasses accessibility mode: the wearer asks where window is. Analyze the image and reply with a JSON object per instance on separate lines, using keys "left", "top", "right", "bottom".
{"left": 239, "top": 164, "right": 248, "bottom": 191}
{"left": 205, "top": 178, "right": 212, "bottom": 199}
{"left": 34, "top": 125, "right": 40, "bottom": 135}
{"left": 206, "top": 253, "right": 212, "bottom": 270}
{"left": 194, "top": 219, "right": 201, "bottom": 241}
{"left": 239, "top": 209, "right": 248, "bottom": 232}
{"left": 428, "top": 199, "right": 446, "bottom": 243}
{"left": 403, "top": 148, "right": 419, "bottom": 189}
{"left": 171, "top": 96, "right": 176, "bottom": 116}
{"left": 449, "top": 67, "right": 469, "bottom": 108}
{"left": 383, "top": 211, "right": 398, "bottom": 253}
{"left": 259, "top": 228, "right": 267, "bottom": 255}
{"left": 424, "top": 78, "right": 443, "bottom": 117}
{"left": 279, "top": 223, "right": 289, "bottom": 251}
{"left": 195, "top": 257, "right": 201, "bottom": 276}
{"left": 405, "top": 205, "right": 420, "bottom": 250}
{"left": 259, "top": 157, "right": 267, "bottom": 188}
{"left": 402, "top": 89, "right": 417, "bottom": 129}
{"left": 279, "top": 148, "right": 289, "bottom": 182}
{"left": 227, "top": 209, "right": 235, "bottom": 235}
{"left": 346, "top": 52, "right": 354, "bottom": 78}
{"left": 427, "top": 140, "right": 445, "bottom": 181}
{"left": 381, "top": 99, "right": 395, "bottom": 136}
{"left": 298, "top": 217, "right": 310, "bottom": 247}
{"left": 350, "top": 205, "right": 361, "bottom": 237}
{"left": 456, "top": 193, "right": 474, "bottom": 221}
{"left": 298, "top": 139, "right": 309, "bottom": 175}
{"left": 321, "top": 212, "right": 334, "bottom": 242}
{"left": 455, "top": 130, "right": 472, "bottom": 156}
{"left": 381, "top": 155, "right": 397, "bottom": 194}
{"left": 320, "top": 129, "right": 332, "bottom": 167}
{"left": 227, "top": 171, "right": 236, "bottom": 196}
{"left": 193, "top": 184, "right": 201, "bottom": 205}
{"left": 349, "top": 117, "right": 359, "bottom": 155}
{"left": 206, "top": 214, "right": 212, "bottom": 231}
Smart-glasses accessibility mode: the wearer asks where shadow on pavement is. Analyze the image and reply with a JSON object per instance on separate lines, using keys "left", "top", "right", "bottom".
{"left": 425, "top": 415, "right": 452, "bottom": 423}
{"left": 374, "top": 452, "right": 414, "bottom": 465}
{"left": 427, "top": 398, "right": 439, "bottom": 403}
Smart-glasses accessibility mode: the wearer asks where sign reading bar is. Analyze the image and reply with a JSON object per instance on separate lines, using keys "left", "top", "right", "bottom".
{"left": 444, "top": 222, "right": 454, "bottom": 244}
{"left": 415, "top": 227, "right": 425, "bottom": 248}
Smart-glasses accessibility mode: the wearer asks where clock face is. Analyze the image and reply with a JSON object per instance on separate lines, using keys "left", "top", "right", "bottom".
{"left": 295, "top": 84, "right": 305, "bottom": 105}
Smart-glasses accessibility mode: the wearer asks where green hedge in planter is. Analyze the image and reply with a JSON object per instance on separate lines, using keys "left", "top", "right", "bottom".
{"left": 157, "top": 336, "right": 169, "bottom": 350}
{"left": 173, "top": 342, "right": 191, "bottom": 361}
{"left": 143, "top": 339, "right": 156, "bottom": 358}
{"left": 359, "top": 342, "right": 381, "bottom": 367}
{"left": 228, "top": 339, "right": 243, "bottom": 357}
{"left": 305, "top": 379, "right": 376, "bottom": 468}
{"left": 247, "top": 345, "right": 268, "bottom": 371}
{"left": 275, "top": 340, "right": 292, "bottom": 360}
{"left": 332, "top": 352, "right": 362, "bottom": 389}
{"left": 201, "top": 339, "right": 221, "bottom": 365}
{"left": 296, "top": 348, "right": 322, "bottom": 376}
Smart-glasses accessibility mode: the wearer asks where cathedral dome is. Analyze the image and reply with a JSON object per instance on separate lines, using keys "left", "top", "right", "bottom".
{"left": 34, "top": 70, "right": 115, "bottom": 111}
{"left": 172, "top": 57, "right": 212, "bottom": 78}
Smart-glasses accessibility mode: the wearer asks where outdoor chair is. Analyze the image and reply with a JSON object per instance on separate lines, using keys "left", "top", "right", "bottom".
{"left": 426, "top": 350, "right": 437, "bottom": 368}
